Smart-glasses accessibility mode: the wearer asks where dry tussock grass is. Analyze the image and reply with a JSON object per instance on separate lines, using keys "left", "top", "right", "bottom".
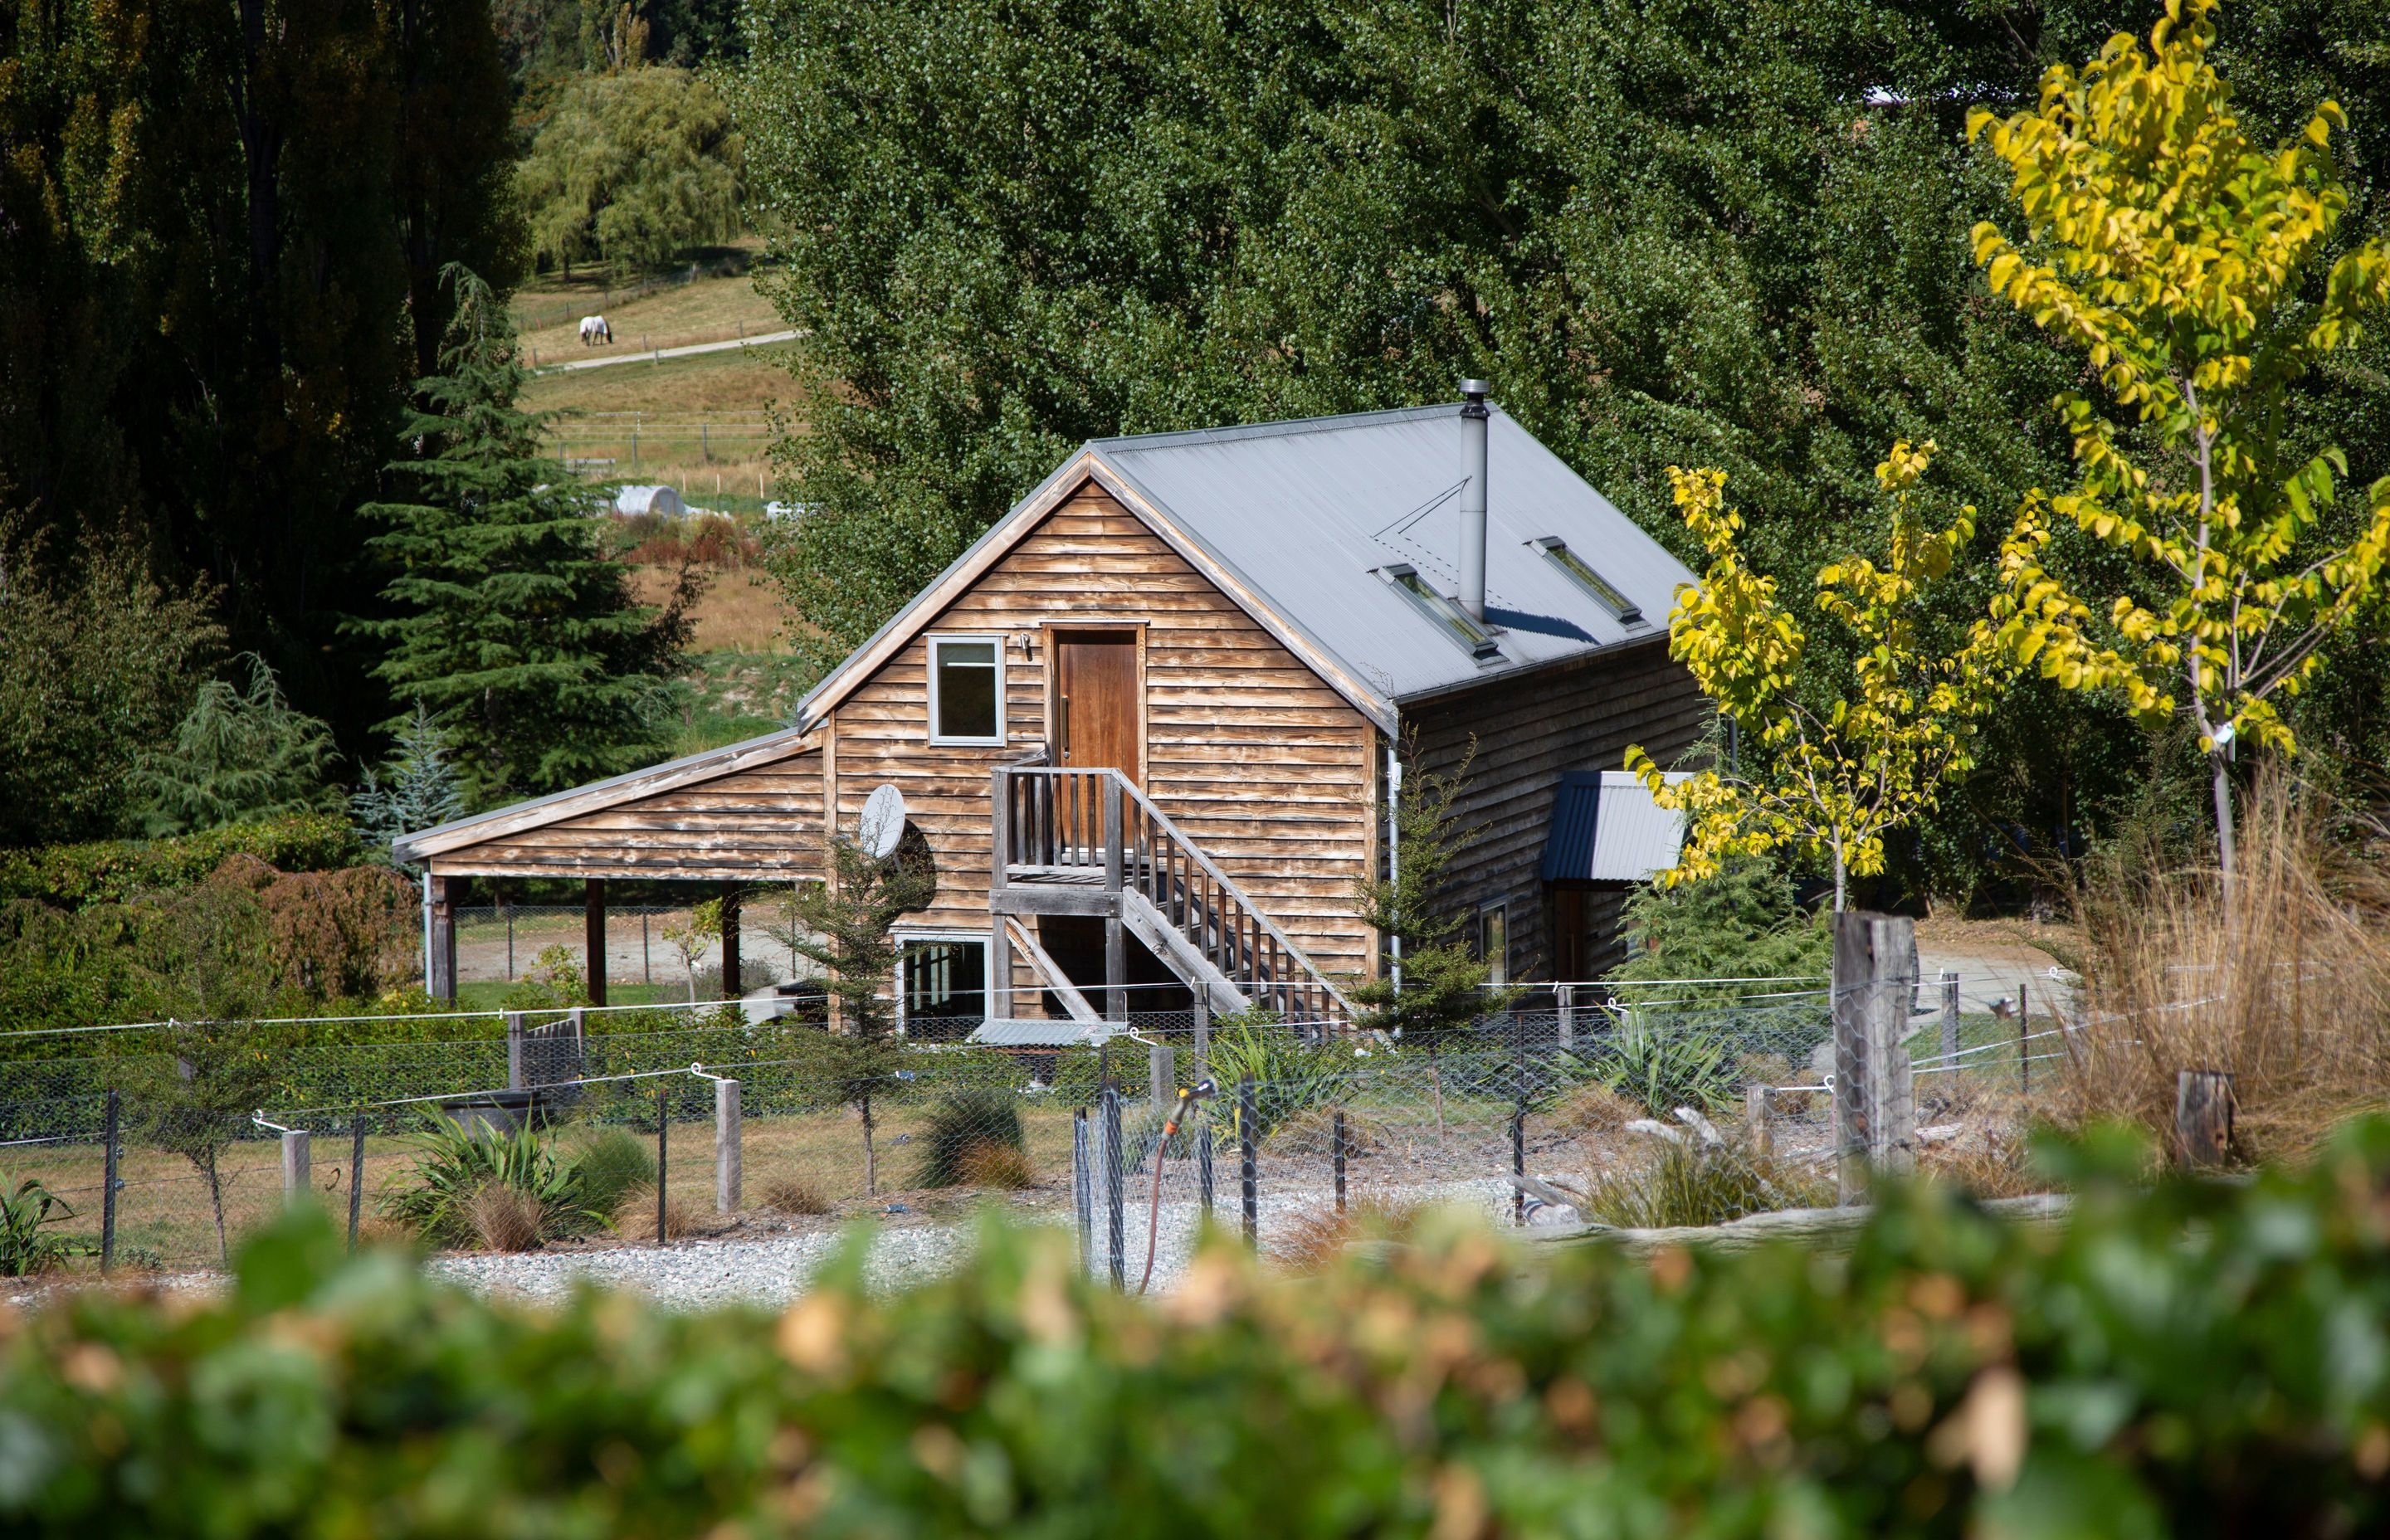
{"left": 466, "top": 1187, "right": 546, "bottom": 1253}
{"left": 613, "top": 1185, "right": 700, "bottom": 1240}
{"left": 760, "top": 1173, "right": 835, "bottom": 1215}
{"left": 1261, "top": 1104, "right": 1386, "bottom": 1158}
{"left": 956, "top": 1144, "right": 1038, "bottom": 1191}
{"left": 1542, "top": 1081, "right": 1638, "bottom": 1137}
{"left": 2063, "top": 772, "right": 2390, "bottom": 1161}
{"left": 1274, "top": 1197, "right": 1424, "bottom": 1274}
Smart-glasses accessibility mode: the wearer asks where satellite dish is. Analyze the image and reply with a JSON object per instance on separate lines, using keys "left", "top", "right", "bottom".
{"left": 857, "top": 783, "right": 907, "bottom": 859}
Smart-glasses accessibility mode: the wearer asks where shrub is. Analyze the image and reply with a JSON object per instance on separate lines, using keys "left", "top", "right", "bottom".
{"left": 15, "top": 1121, "right": 2390, "bottom": 1536}
{"left": 613, "top": 1184, "right": 700, "bottom": 1240}
{"left": 956, "top": 1143, "right": 1036, "bottom": 1191}
{"left": 0, "top": 1177, "right": 80, "bottom": 1277}
{"left": 1575, "top": 1017, "right": 1741, "bottom": 1117}
{"left": 0, "top": 813, "right": 358, "bottom": 909}
{"left": 379, "top": 1117, "right": 602, "bottom": 1248}
{"left": 1204, "top": 1019, "right": 1354, "bottom": 1143}
{"left": 567, "top": 1126, "right": 658, "bottom": 1217}
{"left": 1582, "top": 1137, "right": 1832, "bottom": 1228}
{"left": 915, "top": 1088, "right": 1027, "bottom": 1188}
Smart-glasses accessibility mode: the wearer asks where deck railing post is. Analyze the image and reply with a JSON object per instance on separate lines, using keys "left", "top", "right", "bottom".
{"left": 1103, "top": 775, "right": 1124, "bottom": 893}
{"left": 989, "top": 767, "right": 1011, "bottom": 894}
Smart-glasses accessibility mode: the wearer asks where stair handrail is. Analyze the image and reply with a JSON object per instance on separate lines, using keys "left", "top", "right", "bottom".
{"left": 995, "top": 763, "right": 1358, "bottom": 1025}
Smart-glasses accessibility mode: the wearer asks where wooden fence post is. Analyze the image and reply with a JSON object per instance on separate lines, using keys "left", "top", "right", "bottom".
{"left": 1832, "top": 911, "right": 1917, "bottom": 1204}
{"left": 1939, "top": 971, "right": 1961, "bottom": 1085}
{"left": 2175, "top": 1070, "right": 2235, "bottom": 1167}
{"left": 505, "top": 1012, "right": 527, "bottom": 1090}
{"left": 1556, "top": 982, "right": 1576, "bottom": 1050}
{"left": 2018, "top": 977, "right": 2031, "bottom": 1095}
{"left": 1149, "top": 1041, "right": 1174, "bottom": 1109}
{"left": 1747, "top": 1084, "right": 1772, "bottom": 1159}
{"left": 281, "top": 1129, "right": 313, "bottom": 1208}
{"left": 349, "top": 1119, "right": 366, "bottom": 1250}
{"left": 715, "top": 1076, "right": 742, "bottom": 1216}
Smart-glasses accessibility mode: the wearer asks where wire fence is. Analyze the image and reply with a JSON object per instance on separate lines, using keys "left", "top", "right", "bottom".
{"left": 0, "top": 971, "right": 2086, "bottom": 1279}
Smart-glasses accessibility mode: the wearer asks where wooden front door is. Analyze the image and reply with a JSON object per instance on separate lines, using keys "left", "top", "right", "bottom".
{"left": 1052, "top": 631, "right": 1141, "bottom": 784}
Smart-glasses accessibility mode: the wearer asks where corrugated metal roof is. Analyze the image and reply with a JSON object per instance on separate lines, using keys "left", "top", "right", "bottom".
{"left": 1089, "top": 403, "right": 1695, "bottom": 702}
{"left": 1543, "top": 771, "right": 1690, "bottom": 884}
{"left": 969, "top": 1019, "right": 1124, "bottom": 1048}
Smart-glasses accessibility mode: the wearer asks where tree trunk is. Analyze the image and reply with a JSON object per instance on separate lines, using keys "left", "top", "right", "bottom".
{"left": 861, "top": 1089, "right": 877, "bottom": 1196}
{"left": 2212, "top": 752, "right": 2237, "bottom": 904}
{"left": 205, "top": 1151, "right": 229, "bottom": 1264}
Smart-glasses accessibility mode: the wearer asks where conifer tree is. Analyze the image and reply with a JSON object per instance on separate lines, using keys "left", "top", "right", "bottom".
{"left": 790, "top": 834, "right": 932, "bottom": 1195}
{"left": 350, "top": 701, "right": 469, "bottom": 859}
{"left": 358, "top": 266, "right": 697, "bottom": 807}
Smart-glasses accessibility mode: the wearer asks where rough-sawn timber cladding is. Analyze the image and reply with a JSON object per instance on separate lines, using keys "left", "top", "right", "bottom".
{"left": 1403, "top": 636, "right": 1709, "bottom": 980}
{"left": 426, "top": 751, "right": 825, "bottom": 882}
{"left": 831, "top": 483, "right": 1379, "bottom": 981}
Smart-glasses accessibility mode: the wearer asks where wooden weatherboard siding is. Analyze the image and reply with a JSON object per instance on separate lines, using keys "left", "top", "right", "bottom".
{"left": 425, "top": 750, "right": 824, "bottom": 881}
{"left": 830, "top": 480, "right": 1378, "bottom": 980}
{"left": 1403, "top": 636, "right": 1706, "bottom": 980}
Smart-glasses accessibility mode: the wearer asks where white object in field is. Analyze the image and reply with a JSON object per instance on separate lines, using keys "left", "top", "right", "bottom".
{"left": 613, "top": 484, "right": 688, "bottom": 518}
{"left": 858, "top": 783, "right": 907, "bottom": 859}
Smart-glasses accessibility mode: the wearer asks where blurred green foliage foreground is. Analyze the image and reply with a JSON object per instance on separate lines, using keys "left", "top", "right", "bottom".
{"left": 6, "top": 1126, "right": 2390, "bottom": 1538}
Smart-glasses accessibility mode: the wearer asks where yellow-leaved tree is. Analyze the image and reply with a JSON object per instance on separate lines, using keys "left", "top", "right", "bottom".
{"left": 1627, "top": 442, "right": 2015, "bottom": 911}
{"left": 1968, "top": 0, "right": 2390, "bottom": 891}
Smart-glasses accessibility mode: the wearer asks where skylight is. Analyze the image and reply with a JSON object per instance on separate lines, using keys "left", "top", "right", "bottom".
{"left": 1380, "top": 565, "right": 1500, "bottom": 658}
{"left": 1534, "top": 538, "right": 1642, "bottom": 624}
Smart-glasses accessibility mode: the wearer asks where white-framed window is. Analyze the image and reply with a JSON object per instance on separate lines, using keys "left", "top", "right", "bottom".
{"left": 1477, "top": 900, "right": 1510, "bottom": 987}
{"left": 928, "top": 634, "right": 1005, "bottom": 744}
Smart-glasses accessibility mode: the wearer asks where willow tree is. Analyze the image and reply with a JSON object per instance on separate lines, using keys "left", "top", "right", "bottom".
{"left": 1968, "top": 0, "right": 2390, "bottom": 892}
{"left": 1627, "top": 442, "right": 2015, "bottom": 911}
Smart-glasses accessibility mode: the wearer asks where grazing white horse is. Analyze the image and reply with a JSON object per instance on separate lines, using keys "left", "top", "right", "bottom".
{"left": 578, "top": 314, "right": 612, "bottom": 345}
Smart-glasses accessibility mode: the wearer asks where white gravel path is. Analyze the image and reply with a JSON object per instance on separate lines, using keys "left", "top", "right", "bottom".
{"left": 420, "top": 1175, "right": 1523, "bottom": 1308}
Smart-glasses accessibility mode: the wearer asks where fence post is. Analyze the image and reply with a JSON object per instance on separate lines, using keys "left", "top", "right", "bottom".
{"left": 656, "top": 1089, "right": 670, "bottom": 1244}
{"left": 1333, "top": 1109, "right": 1347, "bottom": 1215}
{"left": 349, "top": 1118, "right": 367, "bottom": 1250}
{"left": 1746, "top": 1084, "right": 1772, "bottom": 1158}
{"left": 1101, "top": 1086, "right": 1124, "bottom": 1289}
{"left": 1072, "top": 1109, "right": 1093, "bottom": 1270}
{"left": 505, "top": 1012, "right": 527, "bottom": 1090}
{"left": 2017, "top": 978, "right": 2032, "bottom": 1096}
{"left": 715, "top": 1076, "right": 742, "bottom": 1216}
{"left": 1238, "top": 1077, "right": 1258, "bottom": 1247}
{"left": 1556, "top": 982, "right": 1576, "bottom": 1050}
{"left": 1832, "top": 911, "right": 1917, "bottom": 1204}
{"left": 100, "top": 1089, "right": 120, "bottom": 1275}
{"left": 2175, "top": 1070, "right": 2235, "bottom": 1167}
{"left": 281, "top": 1129, "right": 313, "bottom": 1208}
{"left": 1149, "top": 1040, "right": 1174, "bottom": 1109}
{"left": 1510, "top": 1101, "right": 1526, "bottom": 1226}
{"left": 1191, "top": 982, "right": 1211, "bottom": 1082}
{"left": 1197, "top": 1115, "right": 1214, "bottom": 1219}
{"left": 1939, "top": 970, "right": 1960, "bottom": 1085}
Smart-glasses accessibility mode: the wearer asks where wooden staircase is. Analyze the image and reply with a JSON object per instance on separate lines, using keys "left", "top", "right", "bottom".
{"left": 985, "top": 765, "right": 1353, "bottom": 1039}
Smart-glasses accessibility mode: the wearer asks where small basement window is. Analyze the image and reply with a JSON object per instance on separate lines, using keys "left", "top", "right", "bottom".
{"left": 1534, "top": 538, "right": 1642, "bottom": 624}
{"left": 901, "top": 938, "right": 988, "bottom": 1031}
{"left": 1378, "top": 564, "right": 1500, "bottom": 658}
{"left": 929, "top": 635, "right": 1003, "bottom": 743}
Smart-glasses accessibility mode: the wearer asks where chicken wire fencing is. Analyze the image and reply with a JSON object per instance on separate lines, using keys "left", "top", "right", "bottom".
{"left": 0, "top": 968, "right": 2090, "bottom": 1279}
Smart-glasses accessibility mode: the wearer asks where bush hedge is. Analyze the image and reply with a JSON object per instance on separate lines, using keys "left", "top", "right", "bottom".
{"left": 5, "top": 1122, "right": 2389, "bottom": 1535}
{"left": 0, "top": 813, "right": 360, "bottom": 909}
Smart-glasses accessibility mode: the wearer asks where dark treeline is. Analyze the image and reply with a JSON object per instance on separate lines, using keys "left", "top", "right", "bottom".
{"left": 0, "top": 0, "right": 519, "bottom": 751}
{"left": 739, "top": 0, "right": 2390, "bottom": 904}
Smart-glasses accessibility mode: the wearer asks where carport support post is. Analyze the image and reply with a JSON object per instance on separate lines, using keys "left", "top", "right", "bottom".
{"left": 427, "top": 875, "right": 457, "bottom": 1002}
{"left": 719, "top": 886, "right": 741, "bottom": 999}
{"left": 715, "top": 1076, "right": 741, "bottom": 1216}
{"left": 584, "top": 879, "right": 608, "bottom": 1006}
{"left": 281, "top": 1129, "right": 312, "bottom": 1208}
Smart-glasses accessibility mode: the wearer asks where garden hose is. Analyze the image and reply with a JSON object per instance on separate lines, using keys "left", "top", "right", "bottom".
{"left": 1138, "top": 1078, "right": 1216, "bottom": 1295}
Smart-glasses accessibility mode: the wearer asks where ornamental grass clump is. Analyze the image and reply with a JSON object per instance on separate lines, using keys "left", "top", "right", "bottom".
{"left": 915, "top": 1088, "right": 1027, "bottom": 1188}
{"left": 379, "top": 1116, "right": 603, "bottom": 1250}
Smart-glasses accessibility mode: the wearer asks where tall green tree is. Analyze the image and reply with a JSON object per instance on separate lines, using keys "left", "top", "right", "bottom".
{"left": 349, "top": 702, "right": 470, "bottom": 858}
{"left": 130, "top": 655, "right": 342, "bottom": 838}
{"left": 518, "top": 66, "right": 741, "bottom": 277}
{"left": 0, "top": 0, "right": 521, "bottom": 753}
{"left": 731, "top": 0, "right": 2390, "bottom": 901}
{"left": 358, "top": 267, "right": 696, "bottom": 807}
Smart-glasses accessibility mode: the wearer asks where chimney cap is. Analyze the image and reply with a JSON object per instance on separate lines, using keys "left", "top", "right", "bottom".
{"left": 1460, "top": 378, "right": 1490, "bottom": 401}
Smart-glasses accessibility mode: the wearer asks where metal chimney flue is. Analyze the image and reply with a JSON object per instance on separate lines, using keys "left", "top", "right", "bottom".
{"left": 1458, "top": 380, "right": 1490, "bottom": 621}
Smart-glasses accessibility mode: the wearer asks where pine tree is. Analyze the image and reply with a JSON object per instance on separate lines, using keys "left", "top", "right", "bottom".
{"left": 129, "top": 655, "right": 340, "bottom": 837}
{"left": 357, "top": 266, "right": 697, "bottom": 807}
{"left": 350, "top": 700, "right": 470, "bottom": 860}
{"left": 790, "top": 834, "right": 932, "bottom": 1195}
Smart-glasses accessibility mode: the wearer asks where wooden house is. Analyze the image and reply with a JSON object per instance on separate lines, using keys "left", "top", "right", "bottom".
{"left": 394, "top": 386, "right": 1707, "bottom": 1036}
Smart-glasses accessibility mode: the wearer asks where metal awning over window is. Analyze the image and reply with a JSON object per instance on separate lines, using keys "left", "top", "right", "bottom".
{"left": 1541, "top": 770, "right": 1690, "bottom": 884}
